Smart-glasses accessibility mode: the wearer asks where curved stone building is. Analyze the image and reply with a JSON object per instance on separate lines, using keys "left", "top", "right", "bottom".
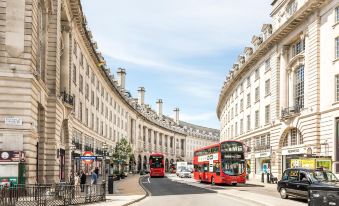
{"left": 217, "top": 0, "right": 339, "bottom": 180}
{"left": 0, "top": 0, "right": 219, "bottom": 184}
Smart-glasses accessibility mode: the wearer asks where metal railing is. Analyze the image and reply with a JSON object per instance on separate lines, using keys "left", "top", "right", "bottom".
{"left": 60, "top": 91, "right": 74, "bottom": 106}
{"left": 281, "top": 105, "right": 300, "bottom": 119}
{"left": 0, "top": 183, "right": 105, "bottom": 206}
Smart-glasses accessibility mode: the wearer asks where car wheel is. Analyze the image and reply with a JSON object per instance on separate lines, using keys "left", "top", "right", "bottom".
{"left": 280, "top": 188, "right": 288, "bottom": 199}
{"left": 211, "top": 177, "right": 215, "bottom": 185}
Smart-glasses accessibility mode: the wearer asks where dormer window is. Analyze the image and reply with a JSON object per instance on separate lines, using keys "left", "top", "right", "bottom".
{"left": 286, "top": 0, "right": 298, "bottom": 16}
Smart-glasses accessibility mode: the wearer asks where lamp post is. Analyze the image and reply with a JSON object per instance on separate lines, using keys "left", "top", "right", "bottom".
{"left": 102, "top": 142, "right": 108, "bottom": 183}
{"left": 70, "top": 143, "right": 76, "bottom": 184}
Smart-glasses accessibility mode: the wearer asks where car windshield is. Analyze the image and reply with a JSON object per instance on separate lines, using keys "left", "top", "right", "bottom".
{"left": 222, "top": 160, "right": 245, "bottom": 176}
{"left": 314, "top": 171, "right": 339, "bottom": 182}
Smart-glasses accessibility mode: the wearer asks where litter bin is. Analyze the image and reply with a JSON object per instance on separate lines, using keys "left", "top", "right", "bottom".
{"left": 108, "top": 175, "right": 114, "bottom": 194}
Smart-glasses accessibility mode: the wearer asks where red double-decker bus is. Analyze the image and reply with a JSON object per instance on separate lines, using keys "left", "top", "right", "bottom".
{"left": 193, "top": 140, "right": 246, "bottom": 185}
{"left": 149, "top": 153, "right": 165, "bottom": 177}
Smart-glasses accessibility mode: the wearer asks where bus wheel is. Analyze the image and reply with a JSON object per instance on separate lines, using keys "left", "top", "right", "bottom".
{"left": 232, "top": 183, "right": 237, "bottom": 186}
{"left": 211, "top": 177, "right": 215, "bottom": 185}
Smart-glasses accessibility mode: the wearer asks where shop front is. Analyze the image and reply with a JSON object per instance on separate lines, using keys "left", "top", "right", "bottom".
{"left": 255, "top": 151, "right": 271, "bottom": 178}
{"left": 0, "top": 151, "right": 26, "bottom": 186}
{"left": 282, "top": 146, "right": 331, "bottom": 172}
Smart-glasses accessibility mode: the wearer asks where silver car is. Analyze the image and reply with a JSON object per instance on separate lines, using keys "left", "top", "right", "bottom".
{"left": 178, "top": 169, "right": 192, "bottom": 178}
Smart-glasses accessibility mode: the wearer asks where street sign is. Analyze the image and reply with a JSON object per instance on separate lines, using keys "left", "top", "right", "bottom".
{"left": 82, "top": 151, "right": 95, "bottom": 164}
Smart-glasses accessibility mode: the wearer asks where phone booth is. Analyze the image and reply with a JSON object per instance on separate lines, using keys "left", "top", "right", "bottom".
{"left": 0, "top": 151, "right": 25, "bottom": 187}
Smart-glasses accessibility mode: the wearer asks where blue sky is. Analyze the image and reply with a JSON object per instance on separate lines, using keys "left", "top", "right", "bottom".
{"left": 81, "top": 0, "right": 271, "bottom": 129}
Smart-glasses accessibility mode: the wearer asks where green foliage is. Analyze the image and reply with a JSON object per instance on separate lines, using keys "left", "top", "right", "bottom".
{"left": 111, "top": 138, "right": 132, "bottom": 166}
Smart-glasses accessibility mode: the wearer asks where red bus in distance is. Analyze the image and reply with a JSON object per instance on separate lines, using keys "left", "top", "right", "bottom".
{"left": 193, "top": 140, "right": 246, "bottom": 185}
{"left": 149, "top": 153, "right": 165, "bottom": 177}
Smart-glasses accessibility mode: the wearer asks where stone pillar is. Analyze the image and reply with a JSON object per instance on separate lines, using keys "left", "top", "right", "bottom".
{"left": 60, "top": 23, "right": 70, "bottom": 94}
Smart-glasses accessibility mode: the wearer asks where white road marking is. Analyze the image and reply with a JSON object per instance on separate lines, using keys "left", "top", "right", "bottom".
{"left": 147, "top": 177, "right": 150, "bottom": 183}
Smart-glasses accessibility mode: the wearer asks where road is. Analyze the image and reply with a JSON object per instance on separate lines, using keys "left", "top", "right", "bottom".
{"left": 134, "top": 176, "right": 263, "bottom": 206}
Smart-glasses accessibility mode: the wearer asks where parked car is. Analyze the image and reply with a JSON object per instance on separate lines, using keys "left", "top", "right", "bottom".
{"left": 277, "top": 168, "right": 339, "bottom": 200}
{"left": 178, "top": 169, "right": 192, "bottom": 178}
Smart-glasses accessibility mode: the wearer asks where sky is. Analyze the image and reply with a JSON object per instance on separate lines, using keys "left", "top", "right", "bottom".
{"left": 81, "top": 0, "right": 271, "bottom": 129}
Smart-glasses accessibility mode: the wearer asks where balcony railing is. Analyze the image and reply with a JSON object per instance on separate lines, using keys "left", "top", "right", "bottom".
{"left": 281, "top": 105, "right": 300, "bottom": 119}
{"left": 254, "top": 145, "right": 270, "bottom": 151}
{"left": 60, "top": 91, "right": 74, "bottom": 106}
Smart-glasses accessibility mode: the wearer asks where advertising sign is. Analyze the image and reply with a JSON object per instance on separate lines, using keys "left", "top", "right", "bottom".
{"left": 316, "top": 159, "right": 332, "bottom": 170}
{"left": 0, "top": 177, "right": 18, "bottom": 187}
{"left": 301, "top": 159, "right": 316, "bottom": 169}
{"left": 198, "top": 153, "right": 218, "bottom": 163}
{"left": 291, "top": 159, "right": 302, "bottom": 168}
{"left": 0, "top": 151, "right": 25, "bottom": 162}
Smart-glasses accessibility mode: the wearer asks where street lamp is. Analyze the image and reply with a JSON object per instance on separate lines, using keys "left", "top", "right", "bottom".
{"left": 102, "top": 142, "right": 108, "bottom": 183}
{"left": 70, "top": 143, "right": 76, "bottom": 184}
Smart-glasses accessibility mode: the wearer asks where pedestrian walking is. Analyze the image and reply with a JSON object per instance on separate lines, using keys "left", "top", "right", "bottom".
{"left": 80, "top": 170, "right": 86, "bottom": 192}
{"left": 94, "top": 167, "right": 99, "bottom": 178}
{"left": 91, "top": 170, "right": 98, "bottom": 185}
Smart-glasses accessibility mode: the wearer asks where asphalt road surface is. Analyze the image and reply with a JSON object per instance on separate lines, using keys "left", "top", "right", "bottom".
{"left": 134, "top": 176, "right": 262, "bottom": 206}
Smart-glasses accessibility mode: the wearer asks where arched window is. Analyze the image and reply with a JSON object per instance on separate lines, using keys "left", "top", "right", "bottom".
{"left": 294, "top": 65, "right": 304, "bottom": 109}
{"left": 37, "top": 0, "right": 46, "bottom": 81}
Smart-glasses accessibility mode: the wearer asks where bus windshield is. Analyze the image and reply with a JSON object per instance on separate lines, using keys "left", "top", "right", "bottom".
{"left": 222, "top": 160, "right": 245, "bottom": 176}
{"left": 150, "top": 156, "right": 163, "bottom": 168}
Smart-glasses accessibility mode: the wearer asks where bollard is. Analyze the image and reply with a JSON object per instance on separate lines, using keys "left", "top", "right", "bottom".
{"left": 261, "top": 173, "right": 264, "bottom": 183}
{"left": 108, "top": 175, "right": 114, "bottom": 194}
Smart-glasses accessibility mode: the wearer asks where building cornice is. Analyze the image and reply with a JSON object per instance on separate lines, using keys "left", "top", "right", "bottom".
{"left": 216, "top": 0, "right": 327, "bottom": 119}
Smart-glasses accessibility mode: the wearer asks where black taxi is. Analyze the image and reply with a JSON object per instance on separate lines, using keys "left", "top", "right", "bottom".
{"left": 277, "top": 168, "right": 339, "bottom": 199}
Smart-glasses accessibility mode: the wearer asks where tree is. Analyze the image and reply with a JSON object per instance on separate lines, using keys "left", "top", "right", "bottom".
{"left": 111, "top": 138, "right": 132, "bottom": 174}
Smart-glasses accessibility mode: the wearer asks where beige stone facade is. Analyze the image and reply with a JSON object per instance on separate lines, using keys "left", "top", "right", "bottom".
{"left": 0, "top": 0, "right": 219, "bottom": 184}
{"left": 217, "top": 0, "right": 339, "bottom": 180}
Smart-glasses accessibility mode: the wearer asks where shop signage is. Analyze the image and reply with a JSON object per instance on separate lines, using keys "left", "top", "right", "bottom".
{"left": 0, "top": 151, "right": 25, "bottom": 162}
{"left": 282, "top": 147, "right": 305, "bottom": 155}
{"left": 198, "top": 153, "right": 218, "bottom": 162}
{"left": 5, "top": 117, "right": 22, "bottom": 126}
{"left": 223, "top": 154, "right": 243, "bottom": 159}
{"left": 255, "top": 152, "right": 271, "bottom": 158}
{"left": 0, "top": 177, "right": 18, "bottom": 187}
{"left": 81, "top": 151, "right": 95, "bottom": 164}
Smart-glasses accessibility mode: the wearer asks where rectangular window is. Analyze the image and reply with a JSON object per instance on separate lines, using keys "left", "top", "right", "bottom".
{"left": 80, "top": 52, "right": 83, "bottom": 66}
{"left": 295, "top": 65, "right": 305, "bottom": 108}
{"left": 85, "top": 108, "right": 88, "bottom": 126}
{"left": 247, "top": 76, "right": 251, "bottom": 87}
{"left": 336, "top": 75, "right": 339, "bottom": 102}
{"left": 91, "top": 113, "right": 94, "bottom": 129}
{"left": 86, "top": 64, "right": 90, "bottom": 76}
{"left": 265, "top": 58, "right": 271, "bottom": 72}
{"left": 240, "top": 99, "right": 244, "bottom": 112}
{"left": 291, "top": 128, "right": 297, "bottom": 146}
{"left": 255, "top": 110, "right": 259, "bottom": 128}
{"left": 255, "top": 87, "right": 260, "bottom": 102}
{"left": 91, "top": 91, "right": 94, "bottom": 105}
{"left": 73, "top": 39, "right": 77, "bottom": 57}
{"left": 235, "top": 104, "right": 238, "bottom": 116}
{"left": 240, "top": 119, "right": 244, "bottom": 135}
{"left": 79, "top": 75, "right": 83, "bottom": 93}
{"left": 240, "top": 82, "right": 244, "bottom": 93}
{"left": 336, "top": 37, "right": 339, "bottom": 59}
{"left": 265, "top": 105, "right": 270, "bottom": 125}
{"left": 79, "top": 102, "right": 83, "bottom": 122}
{"left": 235, "top": 122, "right": 238, "bottom": 136}
{"left": 73, "top": 65, "right": 77, "bottom": 84}
{"left": 292, "top": 39, "right": 305, "bottom": 57}
{"left": 85, "top": 83, "right": 89, "bottom": 99}
{"left": 255, "top": 69, "right": 259, "bottom": 80}
{"left": 247, "top": 115, "right": 251, "bottom": 131}
{"left": 267, "top": 134, "right": 270, "bottom": 146}
{"left": 247, "top": 93, "right": 251, "bottom": 108}
{"left": 96, "top": 97, "right": 99, "bottom": 110}
{"left": 96, "top": 117, "right": 99, "bottom": 132}
{"left": 91, "top": 72, "right": 95, "bottom": 84}
{"left": 231, "top": 108, "right": 234, "bottom": 119}
{"left": 265, "top": 79, "right": 271, "bottom": 96}
{"left": 336, "top": 7, "right": 339, "bottom": 23}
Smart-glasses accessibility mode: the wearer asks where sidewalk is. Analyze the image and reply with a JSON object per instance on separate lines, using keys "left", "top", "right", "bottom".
{"left": 87, "top": 174, "right": 147, "bottom": 206}
{"left": 246, "top": 178, "right": 278, "bottom": 190}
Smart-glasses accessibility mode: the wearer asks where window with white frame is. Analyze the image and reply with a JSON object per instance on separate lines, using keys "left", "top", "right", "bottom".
{"left": 240, "top": 82, "right": 244, "bottom": 93}
{"left": 265, "top": 105, "right": 270, "bottom": 125}
{"left": 79, "top": 102, "right": 83, "bottom": 122}
{"left": 240, "top": 99, "right": 244, "bottom": 112}
{"left": 255, "top": 87, "right": 260, "bottom": 102}
{"left": 247, "top": 76, "right": 251, "bottom": 87}
{"left": 291, "top": 128, "right": 297, "bottom": 146}
{"left": 291, "top": 39, "right": 305, "bottom": 58}
{"left": 335, "top": 74, "right": 339, "bottom": 102}
{"left": 235, "top": 122, "right": 238, "bottom": 136}
{"left": 265, "top": 79, "right": 271, "bottom": 96}
{"left": 247, "top": 115, "right": 251, "bottom": 131}
{"left": 286, "top": 0, "right": 298, "bottom": 16}
{"left": 267, "top": 134, "right": 270, "bottom": 146}
{"left": 336, "top": 37, "right": 339, "bottom": 59}
{"left": 336, "top": 7, "right": 339, "bottom": 23}
{"left": 255, "top": 69, "right": 259, "bottom": 80}
{"left": 265, "top": 58, "right": 271, "bottom": 72}
{"left": 235, "top": 104, "right": 238, "bottom": 116}
{"left": 295, "top": 65, "right": 305, "bottom": 108}
{"left": 240, "top": 119, "right": 244, "bottom": 134}
{"left": 247, "top": 93, "right": 251, "bottom": 107}
{"left": 255, "top": 110, "right": 259, "bottom": 128}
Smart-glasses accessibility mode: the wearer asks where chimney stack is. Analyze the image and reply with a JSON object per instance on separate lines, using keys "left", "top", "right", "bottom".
{"left": 174, "top": 108, "right": 180, "bottom": 124}
{"left": 138, "top": 87, "right": 145, "bottom": 105}
{"left": 117, "top": 68, "right": 126, "bottom": 89}
{"left": 156, "top": 99, "right": 163, "bottom": 118}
